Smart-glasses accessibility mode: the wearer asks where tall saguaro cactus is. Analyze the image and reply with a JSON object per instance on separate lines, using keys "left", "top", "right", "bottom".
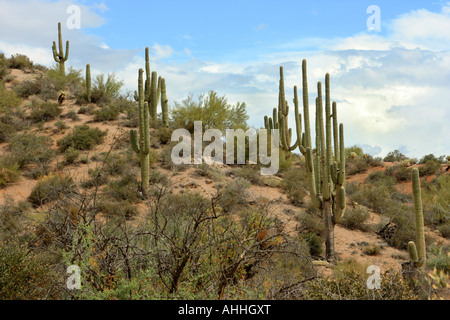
{"left": 408, "top": 168, "right": 426, "bottom": 267}
{"left": 86, "top": 64, "right": 91, "bottom": 103}
{"left": 160, "top": 78, "right": 169, "bottom": 127}
{"left": 52, "top": 22, "right": 69, "bottom": 75}
{"left": 130, "top": 69, "right": 150, "bottom": 196}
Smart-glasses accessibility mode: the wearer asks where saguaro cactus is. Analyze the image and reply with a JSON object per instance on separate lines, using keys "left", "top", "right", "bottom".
{"left": 52, "top": 22, "right": 69, "bottom": 75}
{"left": 130, "top": 69, "right": 150, "bottom": 196}
{"left": 300, "top": 60, "right": 346, "bottom": 261}
{"left": 160, "top": 78, "right": 169, "bottom": 127}
{"left": 86, "top": 64, "right": 91, "bottom": 103}
{"left": 408, "top": 168, "right": 426, "bottom": 267}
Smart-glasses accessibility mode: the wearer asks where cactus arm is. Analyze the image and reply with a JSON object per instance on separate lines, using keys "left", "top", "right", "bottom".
{"left": 130, "top": 129, "right": 140, "bottom": 154}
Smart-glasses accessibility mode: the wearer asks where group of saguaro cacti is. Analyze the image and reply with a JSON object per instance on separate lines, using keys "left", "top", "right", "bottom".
{"left": 134, "top": 47, "right": 169, "bottom": 127}
{"left": 264, "top": 60, "right": 346, "bottom": 262}
{"left": 130, "top": 69, "right": 151, "bottom": 196}
{"left": 408, "top": 168, "right": 426, "bottom": 268}
{"left": 52, "top": 22, "right": 69, "bottom": 75}
{"left": 264, "top": 66, "right": 302, "bottom": 153}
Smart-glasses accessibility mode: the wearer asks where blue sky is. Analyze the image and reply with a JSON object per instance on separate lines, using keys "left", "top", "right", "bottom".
{"left": 0, "top": 0, "right": 449, "bottom": 158}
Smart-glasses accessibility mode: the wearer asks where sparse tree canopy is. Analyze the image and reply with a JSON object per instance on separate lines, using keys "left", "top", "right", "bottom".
{"left": 171, "top": 90, "right": 249, "bottom": 133}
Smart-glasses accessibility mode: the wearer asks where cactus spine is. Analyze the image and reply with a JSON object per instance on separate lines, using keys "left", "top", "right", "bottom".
{"left": 52, "top": 22, "right": 69, "bottom": 75}
{"left": 408, "top": 168, "right": 426, "bottom": 267}
{"left": 86, "top": 64, "right": 91, "bottom": 103}
{"left": 130, "top": 69, "right": 150, "bottom": 196}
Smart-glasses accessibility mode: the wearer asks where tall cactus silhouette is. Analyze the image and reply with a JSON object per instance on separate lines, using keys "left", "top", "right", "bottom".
{"left": 130, "top": 69, "right": 150, "bottom": 196}
{"left": 408, "top": 168, "right": 426, "bottom": 267}
{"left": 52, "top": 22, "right": 69, "bottom": 75}
{"left": 85, "top": 64, "right": 91, "bottom": 103}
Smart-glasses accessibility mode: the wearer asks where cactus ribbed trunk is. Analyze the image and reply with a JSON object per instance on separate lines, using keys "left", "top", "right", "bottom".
{"left": 52, "top": 22, "right": 69, "bottom": 75}
{"left": 412, "top": 168, "right": 426, "bottom": 266}
{"left": 86, "top": 64, "right": 91, "bottom": 103}
{"left": 130, "top": 69, "right": 150, "bottom": 196}
{"left": 161, "top": 78, "right": 169, "bottom": 127}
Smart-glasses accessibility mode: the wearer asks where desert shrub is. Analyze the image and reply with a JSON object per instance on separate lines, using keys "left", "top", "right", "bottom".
{"left": 46, "top": 65, "right": 83, "bottom": 94}
{"left": 77, "top": 104, "right": 95, "bottom": 115}
{"left": 418, "top": 160, "right": 441, "bottom": 176}
{"left": 93, "top": 152, "right": 128, "bottom": 176}
{"left": 437, "top": 223, "right": 450, "bottom": 239}
{"left": 0, "top": 85, "right": 22, "bottom": 111}
{"left": 0, "top": 197, "right": 30, "bottom": 241}
{"left": 383, "top": 149, "right": 408, "bottom": 162}
{"left": 419, "top": 154, "right": 441, "bottom": 164}
{"left": 231, "top": 165, "right": 263, "bottom": 186}
{"left": 349, "top": 183, "right": 392, "bottom": 214}
{"left": 93, "top": 105, "right": 121, "bottom": 122}
{"left": 346, "top": 156, "right": 370, "bottom": 175}
{"left": 364, "top": 154, "right": 384, "bottom": 167}
{"left": 171, "top": 91, "right": 248, "bottom": 133}
{"left": 29, "top": 100, "right": 62, "bottom": 123}
{"left": 96, "top": 199, "right": 138, "bottom": 220}
{"left": 61, "top": 110, "right": 80, "bottom": 121}
{"left": 345, "top": 145, "right": 364, "bottom": 158}
{"left": 8, "top": 54, "right": 33, "bottom": 70}
{"left": 12, "top": 79, "right": 41, "bottom": 98}
{"left": 302, "top": 233, "right": 323, "bottom": 257}
{"left": 155, "top": 127, "right": 173, "bottom": 145}
{"left": 304, "top": 269, "right": 418, "bottom": 300}
{"left": 63, "top": 146, "right": 80, "bottom": 164}
{"left": 0, "top": 108, "right": 28, "bottom": 143}
{"left": 297, "top": 211, "right": 324, "bottom": 236}
{"left": 362, "top": 243, "right": 381, "bottom": 256}
{"left": 104, "top": 172, "right": 140, "bottom": 202}
{"left": 366, "top": 170, "right": 395, "bottom": 186}
{"left": 8, "top": 131, "right": 54, "bottom": 169}
{"left": 0, "top": 53, "right": 10, "bottom": 80}
{"left": 28, "top": 173, "right": 76, "bottom": 207}
{"left": 57, "top": 125, "right": 107, "bottom": 152}
{"left": 427, "top": 245, "right": 449, "bottom": 274}
{"left": 0, "top": 156, "right": 20, "bottom": 188}
{"left": 0, "top": 241, "right": 58, "bottom": 299}
{"left": 90, "top": 73, "right": 124, "bottom": 106}
{"left": 340, "top": 206, "right": 371, "bottom": 231}
{"left": 218, "top": 178, "right": 251, "bottom": 212}
{"left": 385, "top": 164, "right": 412, "bottom": 182}
{"left": 281, "top": 167, "right": 309, "bottom": 206}
{"left": 80, "top": 167, "right": 109, "bottom": 189}
{"left": 53, "top": 119, "right": 68, "bottom": 133}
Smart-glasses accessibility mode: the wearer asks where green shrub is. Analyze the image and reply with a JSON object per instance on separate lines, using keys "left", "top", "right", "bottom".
{"left": 8, "top": 131, "right": 54, "bottom": 169}
{"left": 0, "top": 53, "right": 10, "bottom": 80}
{"left": 28, "top": 173, "right": 76, "bottom": 207}
{"left": 104, "top": 172, "right": 140, "bottom": 202}
{"left": 0, "top": 197, "right": 30, "bottom": 240}
{"left": 231, "top": 166, "right": 263, "bottom": 186}
{"left": 345, "top": 145, "right": 364, "bottom": 158}
{"left": 362, "top": 243, "right": 381, "bottom": 256}
{"left": 386, "top": 164, "right": 412, "bottom": 182}
{"left": 427, "top": 244, "right": 449, "bottom": 273}
{"left": 12, "top": 79, "right": 41, "bottom": 98}
{"left": 156, "top": 127, "right": 173, "bottom": 145}
{"left": 96, "top": 199, "right": 138, "bottom": 220}
{"left": 297, "top": 211, "right": 324, "bottom": 236}
{"left": 0, "top": 241, "right": 57, "bottom": 299}
{"left": 340, "top": 206, "right": 371, "bottom": 231}
{"left": 218, "top": 178, "right": 251, "bottom": 212}
{"left": 29, "top": 101, "right": 62, "bottom": 123}
{"left": 53, "top": 119, "right": 68, "bottom": 133}
{"left": 418, "top": 160, "right": 441, "bottom": 176}
{"left": 57, "top": 125, "right": 107, "bottom": 152}
{"left": 437, "top": 223, "right": 450, "bottom": 239}
{"left": 64, "top": 146, "right": 80, "bottom": 164}
{"left": 90, "top": 73, "right": 124, "bottom": 106}
{"left": 8, "top": 54, "right": 33, "bottom": 70}
{"left": 0, "top": 156, "right": 21, "bottom": 188}
{"left": 171, "top": 91, "right": 248, "bottom": 133}
{"left": 366, "top": 170, "right": 395, "bottom": 186}
{"left": 0, "top": 85, "right": 22, "bottom": 112}
{"left": 302, "top": 233, "right": 323, "bottom": 258}
{"left": 281, "top": 167, "right": 308, "bottom": 206}
{"left": 46, "top": 65, "right": 83, "bottom": 94}
{"left": 77, "top": 104, "right": 95, "bottom": 115}
{"left": 93, "top": 105, "right": 121, "bottom": 122}
{"left": 0, "top": 107, "right": 28, "bottom": 143}
{"left": 346, "top": 156, "right": 370, "bottom": 175}
{"left": 383, "top": 149, "right": 408, "bottom": 162}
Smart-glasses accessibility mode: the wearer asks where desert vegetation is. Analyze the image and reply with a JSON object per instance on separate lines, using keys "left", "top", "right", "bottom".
{"left": 0, "top": 21, "right": 449, "bottom": 301}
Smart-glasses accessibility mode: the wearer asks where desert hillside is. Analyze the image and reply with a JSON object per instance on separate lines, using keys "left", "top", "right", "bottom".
{"left": 0, "top": 54, "right": 449, "bottom": 300}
